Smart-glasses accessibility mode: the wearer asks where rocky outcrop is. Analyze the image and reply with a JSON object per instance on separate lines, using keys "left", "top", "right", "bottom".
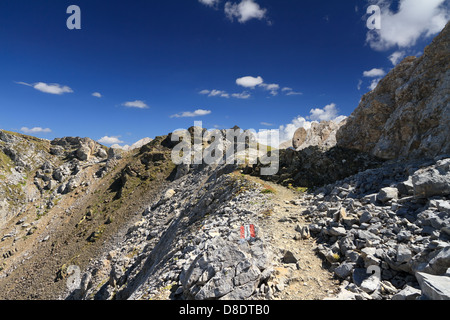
{"left": 66, "top": 164, "right": 275, "bottom": 300}
{"left": 298, "top": 156, "right": 450, "bottom": 300}
{"left": 337, "top": 22, "right": 450, "bottom": 160}
{"left": 293, "top": 120, "right": 346, "bottom": 151}
{"left": 0, "top": 131, "right": 113, "bottom": 229}
{"left": 246, "top": 146, "right": 383, "bottom": 188}
{"left": 51, "top": 137, "right": 107, "bottom": 161}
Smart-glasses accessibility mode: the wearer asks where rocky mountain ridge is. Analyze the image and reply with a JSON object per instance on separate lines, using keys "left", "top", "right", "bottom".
{"left": 337, "top": 22, "right": 450, "bottom": 160}
{"left": 1, "top": 23, "right": 449, "bottom": 301}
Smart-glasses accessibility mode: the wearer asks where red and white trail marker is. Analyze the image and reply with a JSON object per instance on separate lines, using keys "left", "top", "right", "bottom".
{"left": 240, "top": 224, "right": 256, "bottom": 241}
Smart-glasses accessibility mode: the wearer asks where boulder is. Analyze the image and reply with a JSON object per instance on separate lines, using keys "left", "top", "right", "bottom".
{"left": 76, "top": 145, "right": 91, "bottom": 161}
{"left": 422, "top": 247, "right": 450, "bottom": 276}
{"left": 96, "top": 148, "right": 108, "bottom": 159}
{"left": 377, "top": 187, "right": 398, "bottom": 203}
{"left": 392, "top": 285, "right": 421, "bottom": 300}
{"left": 292, "top": 127, "right": 307, "bottom": 149}
{"left": 412, "top": 159, "right": 450, "bottom": 198}
{"left": 416, "top": 272, "right": 450, "bottom": 300}
{"left": 334, "top": 262, "right": 354, "bottom": 279}
{"left": 360, "top": 275, "right": 381, "bottom": 293}
{"left": 282, "top": 250, "right": 298, "bottom": 264}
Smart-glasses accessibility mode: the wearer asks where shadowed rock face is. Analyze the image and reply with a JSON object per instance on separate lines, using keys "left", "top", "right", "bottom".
{"left": 337, "top": 22, "right": 450, "bottom": 160}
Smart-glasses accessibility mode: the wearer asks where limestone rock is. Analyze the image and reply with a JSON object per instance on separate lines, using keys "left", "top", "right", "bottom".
{"left": 76, "top": 145, "right": 91, "bottom": 161}
{"left": 293, "top": 120, "right": 346, "bottom": 151}
{"left": 377, "top": 187, "right": 398, "bottom": 203}
{"left": 416, "top": 272, "right": 450, "bottom": 300}
{"left": 392, "top": 285, "right": 421, "bottom": 300}
{"left": 337, "top": 22, "right": 450, "bottom": 160}
{"left": 412, "top": 159, "right": 450, "bottom": 198}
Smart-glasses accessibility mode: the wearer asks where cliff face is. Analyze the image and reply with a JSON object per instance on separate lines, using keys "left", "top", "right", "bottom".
{"left": 337, "top": 22, "right": 450, "bottom": 160}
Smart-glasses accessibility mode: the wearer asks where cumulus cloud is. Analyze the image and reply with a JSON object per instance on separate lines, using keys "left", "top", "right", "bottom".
{"left": 122, "top": 100, "right": 149, "bottom": 109}
{"left": 236, "top": 76, "right": 264, "bottom": 88}
{"left": 15, "top": 81, "right": 73, "bottom": 95}
{"left": 389, "top": 51, "right": 406, "bottom": 65}
{"left": 170, "top": 109, "right": 212, "bottom": 118}
{"left": 92, "top": 92, "right": 102, "bottom": 98}
{"left": 225, "top": 0, "right": 267, "bottom": 23}
{"left": 202, "top": 77, "right": 300, "bottom": 99}
{"left": 308, "top": 103, "right": 341, "bottom": 122}
{"left": 256, "top": 117, "right": 313, "bottom": 147}
{"left": 363, "top": 68, "right": 386, "bottom": 77}
{"left": 366, "top": 0, "right": 449, "bottom": 51}
{"left": 98, "top": 136, "right": 124, "bottom": 145}
{"left": 20, "top": 127, "right": 52, "bottom": 134}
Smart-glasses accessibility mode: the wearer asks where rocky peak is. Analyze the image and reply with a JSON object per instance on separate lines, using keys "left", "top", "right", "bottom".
{"left": 293, "top": 120, "right": 347, "bottom": 151}
{"left": 337, "top": 22, "right": 450, "bottom": 160}
{"left": 51, "top": 137, "right": 107, "bottom": 161}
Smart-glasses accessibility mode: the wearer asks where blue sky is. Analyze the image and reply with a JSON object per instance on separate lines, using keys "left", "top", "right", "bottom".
{"left": 0, "top": 0, "right": 448, "bottom": 146}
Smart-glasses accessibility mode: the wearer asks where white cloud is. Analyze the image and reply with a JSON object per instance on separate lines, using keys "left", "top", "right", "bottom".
{"left": 203, "top": 78, "right": 300, "bottom": 99}
{"left": 16, "top": 81, "right": 73, "bottom": 95}
{"left": 366, "top": 0, "right": 449, "bottom": 51}
{"left": 257, "top": 104, "right": 347, "bottom": 147}
{"left": 286, "top": 91, "right": 303, "bottom": 96}
{"left": 260, "top": 122, "right": 273, "bottom": 126}
{"left": 357, "top": 79, "right": 363, "bottom": 91}
{"left": 282, "top": 87, "right": 303, "bottom": 96}
{"left": 388, "top": 51, "right": 406, "bottom": 65}
{"left": 363, "top": 68, "right": 386, "bottom": 77}
{"left": 98, "top": 136, "right": 124, "bottom": 145}
{"left": 368, "top": 78, "right": 382, "bottom": 91}
{"left": 334, "top": 115, "right": 348, "bottom": 124}
{"left": 260, "top": 83, "right": 280, "bottom": 96}
{"left": 20, "top": 127, "right": 52, "bottom": 134}
{"left": 236, "top": 76, "right": 264, "bottom": 88}
{"left": 208, "top": 89, "right": 230, "bottom": 98}
{"left": 199, "top": 0, "right": 221, "bottom": 7}
{"left": 200, "top": 89, "right": 249, "bottom": 99}
{"left": 225, "top": 0, "right": 267, "bottom": 23}
{"left": 170, "top": 109, "right": 212, "bottom": 118}
{"left": 122, "top": 100, "right": 149, "bottom": 109}
{"left": 92, "top": 92, "right": 102, "bottom": 98}
{"left": 308, "top": 103, "right": 340, "bottom": 122}
{"left": 256, "top": 117, "right": 313, "bottom": 147}
{"left": 231, "top": 91, "right": 251, "bottom": 99}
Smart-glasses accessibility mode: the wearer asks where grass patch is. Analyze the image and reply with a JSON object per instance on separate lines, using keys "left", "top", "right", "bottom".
{"left": 261, "top": 184, "right": 276, "bottom": 194}
{"left": 287, "top": 183, "right": 308, "bottom": 193}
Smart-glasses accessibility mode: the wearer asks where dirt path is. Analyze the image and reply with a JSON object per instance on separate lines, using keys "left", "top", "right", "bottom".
{"left": 249, "top": 177, "right": 340, "bottom": 300}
